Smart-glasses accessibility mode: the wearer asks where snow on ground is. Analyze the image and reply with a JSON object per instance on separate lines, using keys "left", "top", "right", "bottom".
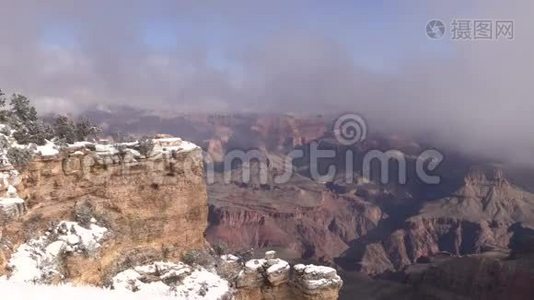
{"left": 112, "top": 261, "right": 231, "bottom": 300}
{"left": 7, "top": 219, "right": 108, "bottom": 283}
{"left": 153, "top": 137, "right": 199, "bottom": 154}
{"left": 0, "top": 280, "right": 177, "bottom": 300}
{"left": 35, "top": 141, "right": 60, "bottom": 157}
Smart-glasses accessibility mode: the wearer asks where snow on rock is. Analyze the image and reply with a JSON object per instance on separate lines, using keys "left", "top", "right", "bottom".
{"left": 152, "top": 137, "right": 200, "bottom": 155}
{"left": 264, "top": 250, "right": 276, "bottom": 260}
{"left": 7, "top": 219, "right": 108, "bottom": 283}
{"left": 292, "top": 264, "right": 342, "bottom": 291}
{"left": 55, "top": 221, "right": 108, "bottom": 252}
{"left": 0, "top": 184, "right": 25, "bottom": 217}
{"left": 0, "top": 170, "right": 20, "bottom": 190}
{"left": 62, "top": 136, "right": 199, "bottom": 161}
{"left": 112, "top": 261, "right": 231, "bottom": 300}
{"left": 175, "top": 269, "right": 230, "bottom": 300}
{"left": 7, "top": 237, "right": 54, "bottom": 283}
{"left": 220, "top": 254, "right": 239, "bottom": 262}
{"left": 0, "top": 168, "right": 24, "bottom": 217}
{"left": 244, "top": 259, "right": 266, "bottom": 271}
{"left": 0, "top": 194, "right": 25, "bottom": 216}
{"left": 35, "top": 141, "right": 60, "bottom": 157}
{"left": 265, "top": 259, "right": 290, "bottom": 286}
{"left": 266, "top": 259, "right": 289, "bottom": 275}
{"left": 0, "top": 134, "right": 199, "bottom": 167}
{"left": 94, "top": 144, "right": 118, "bottom": 155}
{"left": 237, "top": 251, "right": 291, "bottom": 288}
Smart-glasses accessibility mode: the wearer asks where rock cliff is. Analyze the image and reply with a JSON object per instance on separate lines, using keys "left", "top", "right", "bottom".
{"left": 347, "top": 167, "right": 534, "bottom": 275}
{"left": 0, "top": 137, "right": 208, "bottom": 285}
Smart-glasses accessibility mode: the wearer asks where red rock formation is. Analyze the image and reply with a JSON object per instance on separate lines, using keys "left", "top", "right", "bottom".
{"left": 207, "top": 178, "right": 384, "bottom": 262}
{"left": 351, "top": 167, "right": 534, "bottom": 274}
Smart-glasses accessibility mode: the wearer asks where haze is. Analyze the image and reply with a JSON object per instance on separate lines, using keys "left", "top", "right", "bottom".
{"left": 0, "top": 0, "right": 532, "bottom": 162}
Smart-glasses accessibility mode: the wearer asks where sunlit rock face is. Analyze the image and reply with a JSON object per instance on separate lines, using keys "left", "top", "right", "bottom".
{"left": 0, "top": 137, "right": 208, "bottom": 285}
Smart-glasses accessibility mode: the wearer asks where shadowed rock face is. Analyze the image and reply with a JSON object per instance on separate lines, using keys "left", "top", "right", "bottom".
{"left": 403, "top": 254, "right": 534, "bottom": 300}
{"left": 0, "top": 139, "right": 208, "bottom": 285}
{"left": 340, "top": 166, "right": 534, "bottom": 275}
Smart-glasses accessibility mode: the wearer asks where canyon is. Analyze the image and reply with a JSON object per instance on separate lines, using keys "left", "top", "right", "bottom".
{"left": 0, "top": 133, "right": 343, "bottom": 299}
{"left": 83, "top": 107, "right": 534, "bottom": 299}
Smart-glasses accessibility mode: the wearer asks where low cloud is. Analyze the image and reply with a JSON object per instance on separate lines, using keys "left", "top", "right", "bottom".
{"left": 0, "top": 0, "right": 532, "bottom": 163}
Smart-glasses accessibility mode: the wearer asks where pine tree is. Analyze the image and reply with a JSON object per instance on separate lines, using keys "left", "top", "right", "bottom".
{"left": 10, "top": 94, "right": 38, "bottom": 125}
{"left": 53, "top": 115, "right": 78, "bottom": 144}
{"left": 0, "top": 89, "right": 8, "bottom": 123}
{"left": 75, "top": 118, "right": 101, "bottom": 142}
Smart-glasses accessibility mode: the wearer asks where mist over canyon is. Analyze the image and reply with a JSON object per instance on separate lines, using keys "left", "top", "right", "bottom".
{"left": 81, "top": 107, "right": 534, "bottom": 299}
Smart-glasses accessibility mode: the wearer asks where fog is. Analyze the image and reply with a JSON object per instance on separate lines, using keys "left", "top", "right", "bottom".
{"left": 0, "top": 0, "right": 533, "bottom": 163}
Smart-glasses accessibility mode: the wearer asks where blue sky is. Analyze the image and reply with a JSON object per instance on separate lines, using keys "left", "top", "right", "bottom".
{"left": 37, "top": 1, "right": 458, "bottom": 74}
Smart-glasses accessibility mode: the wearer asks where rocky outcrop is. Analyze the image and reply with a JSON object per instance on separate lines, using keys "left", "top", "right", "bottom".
{"left": 220, "top": 251, "right": 343, "bottom": 300}
{"left": 0, "top": 137, "right": 208, "bottom": 285}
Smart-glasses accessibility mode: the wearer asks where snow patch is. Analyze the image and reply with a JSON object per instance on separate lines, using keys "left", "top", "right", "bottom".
{"left": 0, "top": 280, "right": 177, "bottom": 300}
{"left": 244, "top": 259, "right": 266, "bottom": 271}
{"left": 220, "top": 254, "right": 239, "bottom": 262}
{"left": 35, "top": 141, "right": 60, "bottom": 157}
{"left": 0, "top": 183, "right": 24, "bottom": 216}
{"left": 112, "top": 261, "right": 231, "bottom": 300}
{"left": 293, "top": 264, "right": 342, "bottom": 290}
{"left": 7, "top": 220, "right": 108, "bottom": 283}
{"left": 266, "top": 259, "right": 289, "bottom": 275}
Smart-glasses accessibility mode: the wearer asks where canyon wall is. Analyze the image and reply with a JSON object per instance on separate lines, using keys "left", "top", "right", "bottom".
{"left": 0, "top": 138, "right": 208, "bottom": 284}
